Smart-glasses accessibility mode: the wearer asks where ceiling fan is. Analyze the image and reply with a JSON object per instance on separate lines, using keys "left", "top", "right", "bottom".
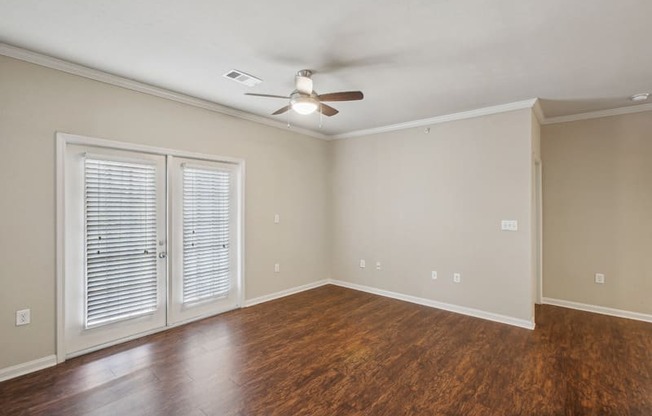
{"left": 245, "top": 70, "right": 363, "bottom": 117}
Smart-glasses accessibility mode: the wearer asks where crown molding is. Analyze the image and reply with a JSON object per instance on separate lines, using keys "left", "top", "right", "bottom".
{"left": 0, "top": 43, "right": 329, "bottom": 140}
{"left": 331, "top": 99, "right": 539, "bottom": 140}
{"left": 542, "top": 102, "right": 652, "bottom": 125}
{"left": 532, "top": 98, "right": 545, "bottom": 124}
{"left": 5, "top": 43, "right": 651, "bottom": 138}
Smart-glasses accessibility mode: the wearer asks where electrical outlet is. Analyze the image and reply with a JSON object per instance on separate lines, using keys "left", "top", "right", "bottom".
{"left": 500, "top": 220, "right": 518, "bottom": 231}
{"left": 595, "top": 273, "right": 605, "bottom": 284}
{"left": 376, "top": 262, "right": 381, "bottom": 270}
{"left": 431, "top": 271, "right": 438, "bottom": 280}
{"left": 453, "top": 273, "right": 461, "bottom": 283}
{"left": 360, "top": 259, "right": 366, "bottom": 268}
{"left": 274, "top": 214, "right": 280, "bottom": 224}
{"left": 274, "top": 263, "right": 280, "bottom": 273}
{"left": 16, "top": 309, "right": 30, "bottom": 326}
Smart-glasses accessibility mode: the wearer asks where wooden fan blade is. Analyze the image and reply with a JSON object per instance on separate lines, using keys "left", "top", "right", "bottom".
{"left": 272, "top": 105, "right": 291, "bottom": 115}
{"left": 317, "top": 91, "right": 364, "bottom": 102}
{"left": 245, "top": 93, "right": 290, "bottom": 99}
{"left": 319, "top": 103, "right": 339, "bottom": 117}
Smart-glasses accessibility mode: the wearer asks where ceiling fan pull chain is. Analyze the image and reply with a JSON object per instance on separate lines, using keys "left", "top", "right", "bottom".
{"left": 319, "top": 106, "right": 323, "bottom": 128}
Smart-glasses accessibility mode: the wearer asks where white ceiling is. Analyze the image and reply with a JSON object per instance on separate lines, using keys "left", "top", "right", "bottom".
{"left": 1, "top": 0, "right": 651, "bottom": 136}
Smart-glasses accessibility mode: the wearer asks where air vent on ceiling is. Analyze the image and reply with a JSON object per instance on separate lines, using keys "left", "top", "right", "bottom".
{"left": 223, "top": 69, "right": 262, "bottom": 87}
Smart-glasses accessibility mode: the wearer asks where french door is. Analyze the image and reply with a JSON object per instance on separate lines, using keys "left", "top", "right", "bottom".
{"left": 168, "top": 157, "right": 240, "bottom": 323}
{"left": 63, "top": 140, "right": 241, "bottom": 358}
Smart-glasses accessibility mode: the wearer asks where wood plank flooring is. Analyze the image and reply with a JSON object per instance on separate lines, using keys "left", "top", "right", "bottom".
{"left": 1, "top": 285, "right": 651, "bottom": 415}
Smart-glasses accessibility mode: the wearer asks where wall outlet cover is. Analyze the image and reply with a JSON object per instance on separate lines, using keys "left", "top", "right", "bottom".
{"left": 16, "top": 309, "right": 30, "bottom": 326}
{"left": 595, "top": 273, "right": 605, "bottom": 284}
{"left": 500, "top": 220, "right": 518, "bottom": 231}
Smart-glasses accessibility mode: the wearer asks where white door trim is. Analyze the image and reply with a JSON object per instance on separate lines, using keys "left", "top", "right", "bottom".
{"left": 535, "top": 159, "right": 543, "bottom": 304}
{"left": 55, "top": 132, "right": 245, "bottom": 364}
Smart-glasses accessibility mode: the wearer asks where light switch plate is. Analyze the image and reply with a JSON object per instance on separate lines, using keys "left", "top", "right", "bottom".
{"left": 595, "top": 273, "right": 605, "bottom": 284}
{"left": 501, "top": 220, "right": 518, "bottom": 231}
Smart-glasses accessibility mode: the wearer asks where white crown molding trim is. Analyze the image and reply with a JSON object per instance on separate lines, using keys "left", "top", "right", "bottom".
{"left": 542, "top": 103, "right": 652, "bottom": 125}
{"left": 0, "top": 43, "right": 328, "bottom": 140}
{"left": 330, "top": 279, "right": 535, "bottom": 330}
{"left": 0, "top": 355, "right": 57, "bottom": 382}
{"left": 331, "top": 99, "right": 539, "bottom": 140}
{"left": 244, "top": 279, "right": 329, "bottom": 307}
{"left": 532, "top": 98, "right": 545, "bottom": 124}
{"left": 6, "top": 43, "right": 650, "bottom": 138}
{"left": 542, "top": 297, "right": 652, "bottom": 324}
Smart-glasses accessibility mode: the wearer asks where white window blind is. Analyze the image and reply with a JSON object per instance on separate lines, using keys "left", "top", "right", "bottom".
{"left": 182, "top": 165, "right": 232, "bottom": 304}
{"left": 84, "top": 157, "right": 159, "bottom": 328}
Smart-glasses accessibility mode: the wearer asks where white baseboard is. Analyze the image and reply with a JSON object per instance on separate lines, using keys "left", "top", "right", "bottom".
{"left": 0, "top": 355, "right": 57, "bottom": 383}
{"left": 1, "top": 279, "right": 538, "bottom": 383}
{"left": 542, "top": 297, "right": 652, "bottom": 323}
{"left": 329, "top": 279, "right": 535, "bottom": 330}
{"left": 244, "top": 279, "right": 330, "bottom": 307}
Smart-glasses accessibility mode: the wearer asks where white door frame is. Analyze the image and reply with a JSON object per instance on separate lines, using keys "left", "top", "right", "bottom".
{"left": 534, "top": 158, "right": 543, "bottom": 304}
{"left": 56, "top": 132, "right": 245, "bottom": 363}
{"left": 64, "top": 146, "right": 168, "bottom": 357}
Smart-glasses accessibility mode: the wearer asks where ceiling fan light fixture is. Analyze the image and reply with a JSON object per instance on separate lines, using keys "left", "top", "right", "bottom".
{"left": 291, "top": 95, "right": 318, "bottom": 115}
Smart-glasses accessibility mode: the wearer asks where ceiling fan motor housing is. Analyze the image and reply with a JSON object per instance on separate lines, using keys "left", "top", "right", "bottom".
{"left": 295, "top": 69, "right": 314, "bottom": 95}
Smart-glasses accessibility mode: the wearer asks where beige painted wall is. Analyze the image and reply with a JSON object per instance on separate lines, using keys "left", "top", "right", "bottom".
{"left": 331, "top": 109, "right": 536, "bottom": 322}
{"left": 542, "top": 111, "right": 652, "bottom": 314}
{"left": 0, "top": 56, "right": 332, "bottom": 369}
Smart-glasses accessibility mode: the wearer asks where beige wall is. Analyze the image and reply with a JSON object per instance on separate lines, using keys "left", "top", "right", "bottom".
{"left": 331, "top": 109, "right": 537, "bottom": 323}
{"left": 542, "top": 111, "right": 652, "bottom": 314}
{"left": 0, "top": 56, "right": 332, "bottom": 369}
{"left": 0, "top": 52, "right": 546, "bottom": 373}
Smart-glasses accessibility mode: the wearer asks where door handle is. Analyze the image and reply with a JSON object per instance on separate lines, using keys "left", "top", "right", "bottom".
{"left": 158, "top": 252, "right": 167, "bottom": 259}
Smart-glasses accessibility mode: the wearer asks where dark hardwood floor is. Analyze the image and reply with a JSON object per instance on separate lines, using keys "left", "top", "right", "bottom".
{"left": 1, "top": 285, "right": 651, "bottom": 415}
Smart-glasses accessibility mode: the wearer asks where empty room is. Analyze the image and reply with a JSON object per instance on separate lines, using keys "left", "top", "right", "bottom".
{"left": 0, "top": 1, "right": 651, "bottom": 415}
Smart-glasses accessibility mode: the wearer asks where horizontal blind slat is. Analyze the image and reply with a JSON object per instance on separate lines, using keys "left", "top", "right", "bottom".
{"left": 182, "top": 166, "right": 232, "bottom": 304}
{"left": 85, "top": 157, "right": 159, "bottom": 328}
